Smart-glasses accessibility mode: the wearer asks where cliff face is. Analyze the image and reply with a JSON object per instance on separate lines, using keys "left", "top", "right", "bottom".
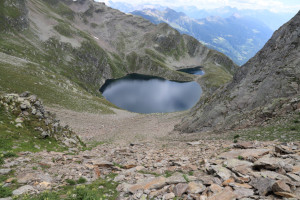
{"left": 176, "top": 11, "right": 300, "bottom": 133}
{"left": 0, "top": 0, "right": 236, "bottom": 111}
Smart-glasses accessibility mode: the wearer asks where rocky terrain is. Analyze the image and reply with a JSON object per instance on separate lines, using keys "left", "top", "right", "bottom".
{"left": 1, "top": 133, "right": 300, "bottom": 199}
{"left": 176, "top": 10, "right": 300, "bottom": 133}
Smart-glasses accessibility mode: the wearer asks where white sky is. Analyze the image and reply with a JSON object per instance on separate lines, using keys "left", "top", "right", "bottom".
{"left": 97, "top": 0, "right": 300, "bottom": 13}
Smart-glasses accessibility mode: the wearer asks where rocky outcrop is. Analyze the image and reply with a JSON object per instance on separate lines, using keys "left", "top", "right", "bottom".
{"left": 0, "top": 92, "right": 83, "bottom": 148}
{"left": 176, "top": 11, "right": 300, "bottom": 133}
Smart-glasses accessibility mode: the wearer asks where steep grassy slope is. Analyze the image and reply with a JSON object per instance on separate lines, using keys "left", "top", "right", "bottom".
{"left": 176, "top": 11, "right": 300, "bottom": 133}
{"left": 0, "top": 0, "right": 237, "bottom": 113}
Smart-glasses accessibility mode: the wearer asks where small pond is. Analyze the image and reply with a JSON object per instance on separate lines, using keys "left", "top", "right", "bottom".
{"left": 177, "top": 66, "right": 204, "bottom": 75}
{"left": 100, "top": 73, "right": 202, "bottom": 114}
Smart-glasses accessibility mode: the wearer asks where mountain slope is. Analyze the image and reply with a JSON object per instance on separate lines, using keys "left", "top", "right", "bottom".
{"left": 0, "top": 0, "right": 236, "bottom": 113}
{"left": 176, "top": 11, "right": 300, "bottom": 133}
{"left": 132, "top": 8, "right": 273, "bottom": 65}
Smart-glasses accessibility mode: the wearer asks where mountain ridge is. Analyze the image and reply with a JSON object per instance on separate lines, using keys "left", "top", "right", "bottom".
{"left": 176, "top": 10, "right": 300, "bottom": 133}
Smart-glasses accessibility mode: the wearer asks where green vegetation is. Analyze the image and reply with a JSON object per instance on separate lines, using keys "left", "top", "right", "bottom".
{"left": 54, "top": 22, "right": 74, "bottom": 37}
{"left": 0, "top": 184, "right": 13, "bottom": 198}
{"left": 0, "top": 170, "right": 18, "bottom": 198}
{"left": 66, "top": 179, "right": 77, "bottom": 186}
{"left": 19, "top": 174, "right": 119, "bottom": 200}
{"left": 56, "top": 2, "right": 75, "bottom": 21}
{"left": 182, "top": 174, "right": 189, "bottom": 182}
{"left": 0, "top": 31, "right": 116, "bottom": 113}
{"left": 201, "top": 63, "right": 233, "bottom": 90}
{"left": 0, "top": 103, "right": 67, "bottom": 154}
{"left": 145, "top": 49, "right": 166, "bottom": 63}
{"left": 237, "top": 155, "right": 244, "bottom": 160}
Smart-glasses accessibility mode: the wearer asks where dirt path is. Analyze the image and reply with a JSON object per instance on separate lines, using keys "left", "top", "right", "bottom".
{"left": 47, "top": 107, "right": 187, "bottom": 145}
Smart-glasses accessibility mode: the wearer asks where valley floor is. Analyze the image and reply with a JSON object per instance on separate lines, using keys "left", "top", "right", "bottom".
{"left": 47, "top": 107, "right": 188, "bottom": 145}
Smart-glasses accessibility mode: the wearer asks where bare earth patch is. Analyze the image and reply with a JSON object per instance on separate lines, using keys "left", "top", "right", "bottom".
{"left": 47, "top": 107, "right": 187, "bottom": 145}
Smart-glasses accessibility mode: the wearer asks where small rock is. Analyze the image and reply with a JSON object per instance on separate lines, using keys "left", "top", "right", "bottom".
{"left": 19, "top": 91, "right": 30, "bottom": 97}
{"left": 249, "top": 177, "right": 275, "bottom": 196}
{"left": 209, "top": 184, "right": 223, "bottom": 194}
{"left": 187, "top": 181, "right": 206, "bottom": 194}
{"left": 275, "top": 145, "right": 293, "bottom": 154}
{"left": 272, "top": 180, "right": 291, "bottom": 193}
{"left": 187, "top": 141, "right": 201, "bottom": 146}
{"left": 219, "top": 149, "right": 269, "bottom": 161}
{"left": 114, "top": 175, "right": 125, "bottom": 182}
{"left": 0, "top": 169, "right": 11, "bottom": 175}
{"left": 163, "top": 192, "right": 175, "bottom": 199}
{"left": 15, "top": 123, "right": 23, "bottom": 128}
{"left": 166, "top": 172, "right": 187, "bottom": 184}
{"left": 210, "top": 165, "right": 232, "bottom": 181}
{"left": 274, "top": 192, "right": 297, "bottom": 198}
{"left": 12, "top": 185, "right": 35, "bottom": 196}
{"left": 207, "top": 188, "right": 237, "bottom": 200}
{"left": 91, "top": 160, "right": 114, "bottom": 168}
{"left": 15, "top": 118, "right": 24, "bottom": 123}
{"left": 129, "top": 177, "right": 167, "bottom": 193}
{"left": 253, "top": 155, "right": 283, "bottom": 170}
{"left": 233, "top": 142, "right": 254, "bottom": 149}
{"left": 39, "top": 181, "right": 51, "bottom": 189}
{"left": 286, "top": 173, "right": 300, "bottom": 182}
{"left": 173, "top": 183, "right": 188, "bottom": 196}
{"left": 222, "top": 178, "right": 234, "bottom": 186}
{"left": 233, "top": 187, "right": 254, "bottom": 198}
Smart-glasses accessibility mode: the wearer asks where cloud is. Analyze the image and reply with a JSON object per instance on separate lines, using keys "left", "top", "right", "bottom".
{"left": 97, "top": 0, "right": 300, "bottom": 13}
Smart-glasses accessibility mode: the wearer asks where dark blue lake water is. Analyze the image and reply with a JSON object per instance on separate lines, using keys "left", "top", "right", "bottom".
{"left": 100, "top": 74, "right": 202, "bottom": 113}
{"left": 177, "top": 66, "right": 204, "bottom": 75}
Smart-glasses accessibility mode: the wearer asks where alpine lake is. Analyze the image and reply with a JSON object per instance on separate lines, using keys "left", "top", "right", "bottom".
{"left": 100, "top": 67, "right": 204, "bottom": 113}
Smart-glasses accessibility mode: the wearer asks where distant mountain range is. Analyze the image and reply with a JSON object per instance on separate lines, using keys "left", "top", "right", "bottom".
{"left": 105, "top": 1, "right": 296, "bottom": 31}
{"left": 131, "top": 8, "right": 273, "bottom": 65}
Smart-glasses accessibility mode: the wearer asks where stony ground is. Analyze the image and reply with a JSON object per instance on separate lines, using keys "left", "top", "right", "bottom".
{"left": 1, "top": 107, "right": 300, "bottom": 200}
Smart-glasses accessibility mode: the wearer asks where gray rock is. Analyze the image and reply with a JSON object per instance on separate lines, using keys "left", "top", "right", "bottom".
{"left": 249, "top": 177, "right": 275, "bottom": 196}
{"left": 187, "top": 181, "right": 206, "bottom": 194}
{"left": 19, "top": 91, "right": 30, "bottom": 97}
{"left": 210, "top": 165, "right": 232, "bottom": 181}
{"left": 173, "top": 183, "right": 188, "bottom": 196}
{"left": 0, "top": 169, "right": 11, "bottom": 175}
{"left": 233, "top": 187, "right": 254, "bottom": 198}
{"left": 0, "top": 197, "right": 13, "bottom": 200}
{"left": 166, "top": 172, "right": 187, "bottom": 184}
{"left": 12, "top": 185, "right": 35, "bottom": 196}
{"left": 286, "top": 173, "right": 300, "bottom": 182}
{"left": 272, "top": 180, "right": 291, "bottom": 193}
{"left": 253, "top": 155, "right": 283, "bottom": 170}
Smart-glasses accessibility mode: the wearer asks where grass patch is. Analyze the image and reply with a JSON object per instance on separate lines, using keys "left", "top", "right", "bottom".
{"left": 232, "top": 113, "right": 300, "bottom": 142}
{"left": 54, "top": 22, "right": 74, "bottom": 38}
{"left": 21, "top": 174, "right": 119, "bottom": 200}
{"left": 201, "top": 63, "right": 233, "bottom": 90}
{"left": 182, "top": 174, "right": 189, "bottom": 182}
{"left": 0, "top": 104, "right": 67, "bottom": 154}
{"left": 0, "top": 185, "right": 13, "bottom": 198}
